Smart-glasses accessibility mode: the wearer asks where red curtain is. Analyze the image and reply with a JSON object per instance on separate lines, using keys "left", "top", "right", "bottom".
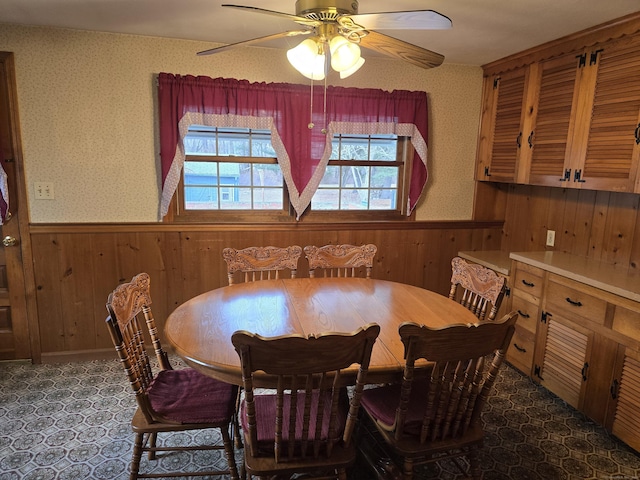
{"left": 158, "top": 73, "right": 429, "bottom": 219}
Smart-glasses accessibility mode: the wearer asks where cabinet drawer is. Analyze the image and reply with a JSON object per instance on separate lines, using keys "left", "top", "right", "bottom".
{"left": 612, "top": 306, "right": 640, "bottom": 342}
{"left": 506, "top": 326, "right": 535, "bottom": 375}
{"left": 512, "top": 263, "right": 544, "bottom": 301}
{"left": 511, "top": 291, "right": 538, "bottom": 335}
{"left": 545, "top": 277, "right": 607, "bottom": 326}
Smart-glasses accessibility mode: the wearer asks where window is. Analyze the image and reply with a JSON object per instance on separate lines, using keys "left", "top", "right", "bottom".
{"left": 311, "top": 134, "right": 404, "bottom": 212}
{"left": 172, "top": 126, "right": 413, "bottom": 222}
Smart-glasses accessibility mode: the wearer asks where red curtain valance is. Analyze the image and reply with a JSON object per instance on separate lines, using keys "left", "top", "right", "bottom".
{"left": 158, "top": 73, "right": 429, "bottom": 219}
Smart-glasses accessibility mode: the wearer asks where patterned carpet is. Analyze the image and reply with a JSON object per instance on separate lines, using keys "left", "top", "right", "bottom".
{"left": 1, "top": 356, "right": 639, "bottom": 480}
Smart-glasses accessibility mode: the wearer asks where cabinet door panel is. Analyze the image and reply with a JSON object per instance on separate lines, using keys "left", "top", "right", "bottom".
{"left": 528, "top": 54, "right": 582, "bottom": 186}
{"left": 611, "top": 347, "right": 640, "bottom": 451}
{"left": 486, "top": 69, "right": 529, "bottom": 182}
{"left": 540, "top": 316, "right": 591, "bottom": 409}
{"left": 581, "top": 36, "right": 640, "bottom": 191}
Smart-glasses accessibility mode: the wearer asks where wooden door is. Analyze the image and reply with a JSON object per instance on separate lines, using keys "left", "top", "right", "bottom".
{"left": 0, "top": 52, "right": 37, "bottom": 361}
{"left": 527, "top": 52, "right": 583, "bottom": 187}
{"left": 576, "top": 34, "right": 640, "bottom": 192}
{"left": 480, "top": 67, "right": 533, "bottom": 183}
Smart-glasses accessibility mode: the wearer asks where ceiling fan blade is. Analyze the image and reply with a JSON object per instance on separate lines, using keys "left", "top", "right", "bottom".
{"left": 349, "top": 10, "right": 452, "bottom": 30}
{"left": 222, "top": 4, "right": 321, "bottom": 27}
{"left": 359, "top": 30, "right": 444, "bottom": 69}
{"left": 197, "top": 30, "right": 312, "bottom": 56}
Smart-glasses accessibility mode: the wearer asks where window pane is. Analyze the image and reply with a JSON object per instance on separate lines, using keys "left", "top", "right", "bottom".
{"left": 319, "top": 166, "right": 340, "bottom": 186}
{"left": 341, "top": 189, "right": 369, "bottom": 209}
{"left": 340, "top": 166, "right": 369, "bottom": 188}
{"left": 185, "top": 186, "right": 218, "bottom": 209}
{"left": 311, "top": 189, "right": 340, "bottom": 210}
{"left": 370, "top": 189, "right": 397, "bottom": 209}
{"left": 370, "top": 166, "right": 398, "bottom": 188}
{"left": 370, "top": 137, "right": 398, "bottom": 160}
{"left": 340, "top": 136, "right": 369, "bottom": 160}
{"left": 184, "top": 133, "right": 217, "bottom": 155}
{"left": 253, "top": 164, "right": 282, "bottom": 186}
{"left": 253, "top": 188, "right": 284, "bottom": 209}
{"left": 220, "top": 187, "right": 251, "bottom": 209}
{"left": 251, "top": 136, "right": 277, "bottom": 157}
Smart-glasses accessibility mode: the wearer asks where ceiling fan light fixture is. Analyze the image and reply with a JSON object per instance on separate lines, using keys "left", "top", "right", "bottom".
{"left": 339, "top": 56, "right": 364, "bottom": 78}
{"left": 287, "top": 38, "right": 326, "bottom": 80}
{"left": 329, "top": 35, "right": 361, "bottom": 72}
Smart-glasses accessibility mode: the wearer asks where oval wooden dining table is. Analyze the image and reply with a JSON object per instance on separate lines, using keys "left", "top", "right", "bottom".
{"left": 164, "top": 277, "right": 481, "bottom": 386}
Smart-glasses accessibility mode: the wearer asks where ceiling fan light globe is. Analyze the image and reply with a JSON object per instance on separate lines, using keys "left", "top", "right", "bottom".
{"left": 329, "top": 36, "right": 361, "bottom": 71}
{"left": 339, "top": 56, "right": 365, "bottom": 79}
{"left": 287, "top": 38, "right": 319, "bottom": 69}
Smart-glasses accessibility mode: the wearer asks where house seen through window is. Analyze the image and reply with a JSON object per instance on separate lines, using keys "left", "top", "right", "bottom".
{"left": 177, "top": 125, "right": 410, "bottom": 221}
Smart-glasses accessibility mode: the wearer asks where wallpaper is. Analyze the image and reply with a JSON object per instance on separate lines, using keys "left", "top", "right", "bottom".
{"left": 0, "top": 24, "right": 482, "bottom": 223}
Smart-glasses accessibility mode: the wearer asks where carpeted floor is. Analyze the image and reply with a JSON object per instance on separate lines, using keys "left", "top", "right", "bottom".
{"left": 1, "top": 356, "right": 639, "bottom": 479}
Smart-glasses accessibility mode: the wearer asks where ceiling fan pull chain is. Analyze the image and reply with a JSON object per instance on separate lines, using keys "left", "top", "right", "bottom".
{"left": 308, "top": 76, "right": 315, "bottom": 129}
{"left": 322, "top": 63, "right": 328, "bottom": 135}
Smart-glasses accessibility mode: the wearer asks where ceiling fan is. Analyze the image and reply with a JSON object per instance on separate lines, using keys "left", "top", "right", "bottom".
{"left": 197, "top": 0, "right": 452, "bottom": 79}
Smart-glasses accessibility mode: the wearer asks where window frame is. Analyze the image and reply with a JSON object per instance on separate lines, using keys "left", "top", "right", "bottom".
{"left": 168, "top": 128, "right": 416, "bottom": 224}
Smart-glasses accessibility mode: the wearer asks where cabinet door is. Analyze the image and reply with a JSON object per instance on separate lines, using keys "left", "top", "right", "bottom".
{"left": 535, "top": 313, "right": 593, "bottom": 410}
{"left": 479, "top": 67, "right": 534, "bottom": 183}
{"left": 607, "top": 345, "right": 640, "bottom": 452}
{"left": 575, "top": 35, "right": 640, "bottom": 192}
{"left": 527, "top": 53, "right": 583, "bottom": 186}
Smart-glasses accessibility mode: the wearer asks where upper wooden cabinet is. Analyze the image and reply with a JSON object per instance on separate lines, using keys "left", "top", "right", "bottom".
{"left": 476, "top": 16, "right": 640, "bottom": 193}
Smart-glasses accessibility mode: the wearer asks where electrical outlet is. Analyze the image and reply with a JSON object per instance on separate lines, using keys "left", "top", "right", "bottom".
{"left": 34, "top": 182, "right": 55, "bottom": 200}
{"left": 546, "top": 229, "right": 555, "bottom": 247}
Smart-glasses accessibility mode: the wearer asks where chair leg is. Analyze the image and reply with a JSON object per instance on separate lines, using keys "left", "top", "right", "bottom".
{"left": 130, "top": 432, "right": 144, "bottom": 480}
{"left": 402, "top": 457, "right": 414, "bottom": 480}
{"left": 221, "top": 423, "right": 240, "bottom": 480}
{"left": 148, "top": 432, "right": 158, "bottom": 460}
{"left": 234, "top": 388, "right": 244, "bottom": 449}
{"left": 468, "top": 447, "right": 482, "bottom": 480}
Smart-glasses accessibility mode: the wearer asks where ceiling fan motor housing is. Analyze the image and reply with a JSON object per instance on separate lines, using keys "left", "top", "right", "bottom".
{"left": 295, "top": 0, "right": 358, "bottom": 20}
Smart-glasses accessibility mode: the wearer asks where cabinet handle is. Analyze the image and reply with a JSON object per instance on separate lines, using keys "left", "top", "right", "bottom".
{"left": 582, "top": 362, "right": 589, "bottom": 381}
{"left": 559, "top": 168, "right": 571, "bottom": 182}
{"left": 516, "top": 132, "right": 522, "bottom": 148}
{"left": 574, "top": 169, "right": 586, "bottom": 183}
{"left": 517, "top": 310, "right": 530, "bottom": 318}
{"left": 521, "top": 279, "right": 535, "bottom": 288}
{"left": 565, "top": 297, "right": 583, "bottom": 307}
{"left": 610, "top": 379, "right": 619, "bottom": 399}
{"left": 527, "top": 131, "right": 534, "bottom": 148}
{"left": 635, "top": 123, "right": 640, "bottom": 145}
{"left": 514, "top": 343, "right": 526, "bottom": 353}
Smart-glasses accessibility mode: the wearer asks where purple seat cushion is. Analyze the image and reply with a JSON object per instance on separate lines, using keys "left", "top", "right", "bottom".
{"left": 361, "top": 381, "right": 431, "bottom": 436}
{"left": 242, "top": 389, "right": 348, "bottom": 443}
{"left": 148, "top": 368, "right": 238, "bottom": 424}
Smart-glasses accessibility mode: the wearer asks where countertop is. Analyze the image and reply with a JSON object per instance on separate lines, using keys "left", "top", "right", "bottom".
{"left": 509, "top": 251, "right": 640, "bottom": 303}
{"left": 457, "top": 250, "right": 511, "bottom": 276}
{"left": 458, "top": 250, "right": 640, "bottom": 303}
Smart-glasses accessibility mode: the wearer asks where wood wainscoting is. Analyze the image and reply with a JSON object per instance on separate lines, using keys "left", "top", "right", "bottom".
{"left": 475, "top": 182, "right": 640, "bottom": 270}
{"left": 27, "top": 221, "right": 502, "bottom": 363}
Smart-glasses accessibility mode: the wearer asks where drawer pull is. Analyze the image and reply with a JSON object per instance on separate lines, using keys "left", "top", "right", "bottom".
{"left": 610, "top": 379, "right": 619, "bottom": 399}
{"left": 566, "top": 297, "right": 583, "bottom": 307}
{"left": 521, "top": 279, "right": 535, "bottom": 288}
{"left": 514, "top": 343, "right": 526, "bottom": 353}
{"left": 517, "top": 310, "right": 530, "bottom": 319}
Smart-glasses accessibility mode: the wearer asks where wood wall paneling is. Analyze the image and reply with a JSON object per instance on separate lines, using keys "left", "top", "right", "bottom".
{"left": 482, "top": 183, "right": 640, "bottom": 274}
{"left": 29, "top": 223, "right": 502, "bottom": 359}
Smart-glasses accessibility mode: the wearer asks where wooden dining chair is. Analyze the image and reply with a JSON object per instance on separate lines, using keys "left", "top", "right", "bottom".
{"left": 231, "top": 323, "right": 381, "bottom": 480}
{"left": 105, "top": 273, "right": 240, "bottom": 480}
{"left": 222, "top": 245, "right": 303, "bottom": 285}
{"left": 359, "top": 311, "right": 518, "bottom": 480}
{"left": 449, "top": 256, "right": 507, "bottom": 321}
{"left": 304, "top": 243, "right": 377, "bottom": 279}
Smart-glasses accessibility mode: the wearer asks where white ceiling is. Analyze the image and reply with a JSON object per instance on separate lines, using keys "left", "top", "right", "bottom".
{"left": 0, "top": 0, "right": 638, "bottom": 66}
